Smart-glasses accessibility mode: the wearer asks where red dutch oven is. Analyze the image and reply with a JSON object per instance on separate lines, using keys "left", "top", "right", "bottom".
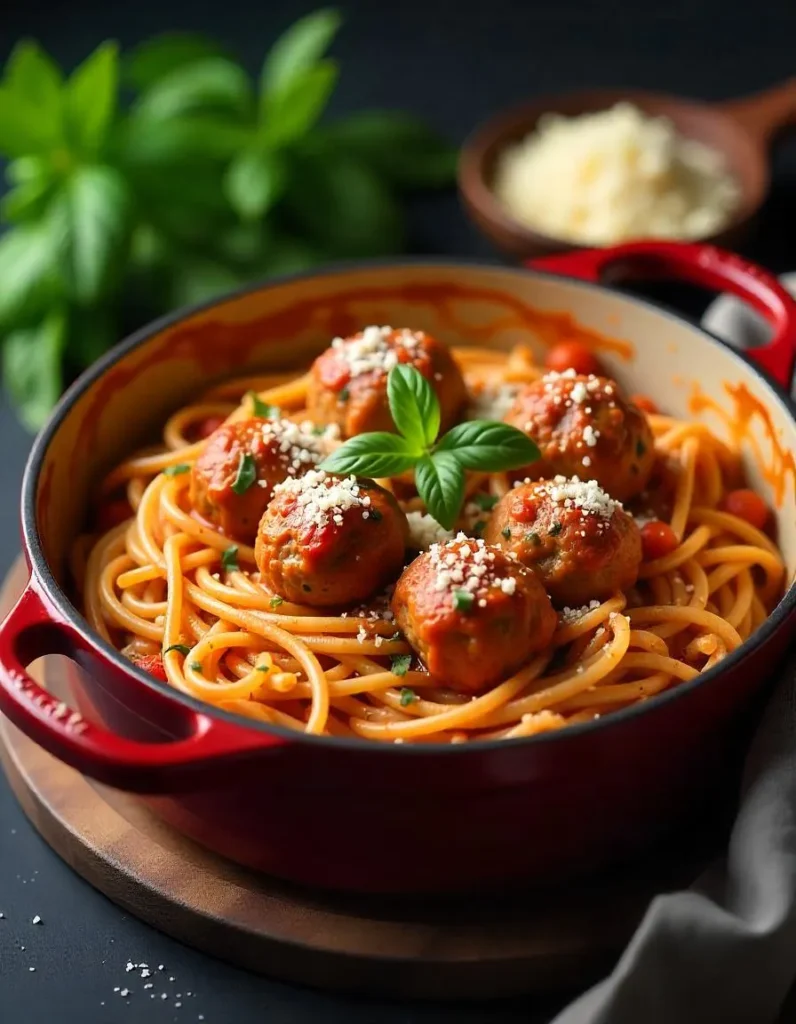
{"left": 0, "top": 241, "right": 794, "bottom": 894}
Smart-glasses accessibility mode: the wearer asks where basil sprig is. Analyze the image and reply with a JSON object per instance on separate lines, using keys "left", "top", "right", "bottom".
{"left": 0, "top": 12, "right": 458, "bottom": 432}
{"left": 320, "top": 365, "right": 539, "bottom": 529}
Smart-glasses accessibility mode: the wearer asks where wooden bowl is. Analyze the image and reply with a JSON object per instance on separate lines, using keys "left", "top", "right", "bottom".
{"left": 458, "top": 82, "right": 796, "bottom": 260}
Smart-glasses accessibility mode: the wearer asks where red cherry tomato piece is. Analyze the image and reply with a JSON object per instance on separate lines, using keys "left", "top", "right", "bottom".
{"left": 128, "top": 652, "right": 168, "bottom": 682}
{"left": 721, "top": 489, "right": 769, "bottom": 529}
{"left": 196, "top": 415, "right": 226, "bottom": 439}
{"left": 640, "top": 520, "right": 679, "bottom": 561}
{"left": 630, "top": 394, "right": 658, "bottom": 415}
{"left": 544, "top": 341, "right": 602, "bottom": 377}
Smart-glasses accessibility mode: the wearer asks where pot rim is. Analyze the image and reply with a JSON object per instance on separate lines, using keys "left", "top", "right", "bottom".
{"left": 20, "top": 256, "right": 796, "bottom": 755}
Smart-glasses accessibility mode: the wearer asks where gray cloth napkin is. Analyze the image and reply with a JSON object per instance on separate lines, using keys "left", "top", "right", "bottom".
{"left": 550, "top": 287, "right": 796, "bottom": 1024}
{"left": 553, "top": 660, "right": 796, "bottom": 1024}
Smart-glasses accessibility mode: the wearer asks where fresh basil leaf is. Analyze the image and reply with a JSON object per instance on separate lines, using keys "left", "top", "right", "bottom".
{"left": 0, "top": 86, "right": 59, "bottom": 157}
{"left": 67, "top": 305, "right": 116, "bottom": 370}
{"left": 221, "top": 544, "right": 239, "bottom": 571}
{"left": 5, "top": 155, "right": 52, "bottom": 186}
{"left": 415, "top": 452, "right": 464, "bottom": 531}
{"left": 472, "top": 492, "right": 498, "bottom": 511}
{"left": 390, "top": 653, "right": 411, "bottom": 677}
{"left": 3, "top": 310, "right": 66, "bottom": 431}
{"left": 261, "top": 8, "right": 341, "bottom": 97}
{"left": 119, "top": 111, "right": 252, "bottom": 167}
{"left": 133, "top": 58, "right": 253, "bottom": 123}
{"left": 163, "top": 463, "right": 190, "bottom": 477}
{"left": 125, "top": 33, "right": 229, "bottom": 91}
{"left": 224, "top": 149, "right": 286, "bottom": 222}
{"left": 5, "top": 42, "right": 62, "bottom": 139}
{"left": 319, "top": 432, "right": 419, "bottom": 477}
{"left": 435, "top": 421, "right": 540, "bottom": 472}
{"left": 164, "top": 643, "right": 191, "bottom": 656}
{"left": 231, "top": 451, "right": 257, "bottom": 494}
{"left": 256, "top": 232, "right": 325, "bottom": 277}
{"left": 285, "top": 153, "right": 403, "bottom": 257}
{"left": 52, "top": 165, "right": 132, "bottom": 305}
{"left": 1, "top": 176, "right": 56, "bottom": 223}
{"left": 247, "top": 391, "right": 279, "bottom": 418}
{"left": 0, "top": 221, "right": 62, "bottom": 329}
{"left": 65, "top": 42, "right": 119, "bottom": 157}
{"left": 387, "top": 364, "right": 440, "bottom": 450}
{"left": 321, "top": 111, "right": 457, "bottom": 188}
{"left": 261, "top": 61, "right": 338, "bottom": 147}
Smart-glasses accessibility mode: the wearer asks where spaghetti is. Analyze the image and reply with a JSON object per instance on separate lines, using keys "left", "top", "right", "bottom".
{"left": 74, "top": 342, "right": 786, "bottom": 744}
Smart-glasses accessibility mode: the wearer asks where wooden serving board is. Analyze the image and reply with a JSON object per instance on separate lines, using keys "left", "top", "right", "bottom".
{"left": 0, "top": 557, "right": 719, "bottom": 999}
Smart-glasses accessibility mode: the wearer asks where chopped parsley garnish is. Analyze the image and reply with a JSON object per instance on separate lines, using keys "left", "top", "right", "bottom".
{"left": 501, "top": 526, "right": 511, "bottom": 539}
{"left": 473, "top": 492, "right": 498, "bottom": 511}
{"left": 256, "top": 664, "right": 271, "bottom": 673}
{"left": 472, "top": 519, "right": 486, "bottom": 536}
{"left": 636, "top": 439, "right": 647, "bottom": 457}
{"left": 369, "top": 508, "right": 382, "bottom": 521}
{"left": 221, "top": 544, "right": 239, "bottom": 571}
{"left": 312, "top": 425, "right": 326, "bottom": 436}
{"left": 525, "top": 531, "right": 541, "bottom": 545}
{"left": 400, "top": 686, "right": 417, "bottom": 706}
{"left": 164, "top": 644, "right": 190, "bottom": 656}
{"left": 390, "top": 653, "right": 411, "bottom": 677}
{"left": 164, "top": 463, "right": 190, "bottom": 477}
{"left": 452, "top": 589, "right": 475, "bottom": 612}
{"left": 231, "top": 452, "right": 257, "bottom": 494}
{"left": 269, "top": 595, "right": 284, "bottom": 609}
{"left": 339, "top": 386, "right": 350, "bottom": 401}
{"left": 190, "top": 661, "right": 203, "bottom": 673}
{"left": 549, "top": 521, "right": 563, "bottom": 536}
{"left": 247, "top": 391, "right": 279, "bottom": 419}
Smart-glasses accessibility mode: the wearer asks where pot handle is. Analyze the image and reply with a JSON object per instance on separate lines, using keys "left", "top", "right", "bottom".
{"left": 0, "top": 579, "right": 285, "bottom": 793}
{"left": 531, "top": 241, "right": 796, "bottom": 391}
{"left": 721, "top": 78, "right": 796, "bottom": 146}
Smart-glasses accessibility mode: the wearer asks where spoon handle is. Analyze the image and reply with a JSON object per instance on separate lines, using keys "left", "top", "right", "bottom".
{"left": 721, "top": 78, "right": 796, "bottom": 146}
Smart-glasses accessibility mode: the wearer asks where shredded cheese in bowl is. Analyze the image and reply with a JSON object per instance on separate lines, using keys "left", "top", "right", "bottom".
{"left": 493, "top": 102, "right": 741, "bottom": 245}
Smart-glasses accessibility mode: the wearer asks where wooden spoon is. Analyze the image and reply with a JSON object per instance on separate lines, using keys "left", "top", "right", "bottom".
{"left": 458, "top": 80, "right": 796, "bottom": 260}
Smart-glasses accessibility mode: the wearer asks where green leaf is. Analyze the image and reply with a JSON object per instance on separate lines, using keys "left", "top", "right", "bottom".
{"left": 163, "top": 464, "right": 190, "bottom": 477}
{"left": 1, "top": 176, "right": 56, "bottom": 223}
{"left": 2, "top": 310, "right": 66, "bottom": 431}
{"left": 387, "top": 364, "right": 440, "bottom": 450}
{"left": 261, "top": 8, "right": 341, "bottom": 97}
{"left": 5, "top": 42, "right": 62, "bottom": 133}
{"left": 269, "top": 595, "right": 284, "bottom": 609}
{"left": 391, "top": 654, "right": 411, "bottom": 677}
{"left": 118, "top": 112, "right": 252, "bottom": 167}
{"left": 256, "top": 233, "right": 325, "bottom": 277}
{"left": 435, "top": 421, "right": 540, "bottom": 472}
{"left": 247, "top": 391, "right": 279, "bottom": 418}
{"left": 231, "top": 451, "right": 257, "bottom": 494}
{"left": 0, "top": 86, "right": 60, "bottom": 157}
{"left": 224, "top": 149, "right": 286, "bottom": 222}
{"left": 125, "top": 33, "right": 229, "bottom": 91}
{"left": 52, "top": 165, "right": 132, "bottom": 304}
{"left": 0, "top": 222, "right": 61, "bottom": 329}
{"left": 261, "top": 60, "right": 338, "bottom": 147}
{"left": 65, "top": 42, "right": 119, "bottom": 157}
{"left": 67, "top": 305, "right": 116, "bottom": 369}
{"left": 133, "top": 58, "right": 253, "bottom": 123}
{"left": 164, "top": 643, "right": 191, "bottom": 656}
{"left": 414, "top": 452, "right": 464, "bottom": 531}
{"left": 169, "top": 258, "right": 250, "bottom": 309}
{"left": 321, "top": 111, "right": 458, "bottom": 188}
{"left": 319, "top": 432, "right": 419, "bottom": 478}
{"left": 221, "top": 545, "right": 239, "bottom": 571}
{"left": 452, "top": 589, "right": 475, "bottom": 613}
{"left": 399, "top": 686, "right": 416, "bottom": 705}
{"left": 285, "top": 153, "right": 403, "bottom": 257}
{"left": 472, "top": 492, "right": 498, "bottom": 511}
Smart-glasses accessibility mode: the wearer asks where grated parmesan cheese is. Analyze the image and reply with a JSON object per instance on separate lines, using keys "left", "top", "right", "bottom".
{"left": 406, "top": 511, "right": 454, "bottom": 550}
{"left": 262, "top": 419, "right": 338, "bottom": 477}
{"left": 494, "top": 102, "right": 740, "bottom": 245}
{"left": 560, "top": 599, "right": 601, "bottom": 624}
{"left": 273, "top": 470, "right": 370, "bottom": 528}
{"left": 582, "top": 424, "right": 599, "bottom": 447}
{"left": 546, "top": 475, "right": 619, "bottom": 518}
{"left": 428, "top": 534, "right": 523, "bottom": 605}
{"left": 467, "top": 383, "right": 519, "bottom": 420}
{"left": 331, "top": 325, "right": 424, "bottom": 377}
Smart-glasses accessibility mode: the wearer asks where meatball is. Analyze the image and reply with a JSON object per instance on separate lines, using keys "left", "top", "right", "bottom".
{"left": 190, "top": 417, "right": 333, "bottom": 543}
{"left": 255, "top": 470, "right": 408, "bottom": 607}
{"left": 307, "top": 325, "right": 467, "bottom": 438}
{"left": 485, "top": 477, "right": 642, "bottom": 607}
{"left": 391, "top": 536, "right": 557, "bottom": 694}
{"left": 504, "top": 371, "right": 654, "bottom": 501}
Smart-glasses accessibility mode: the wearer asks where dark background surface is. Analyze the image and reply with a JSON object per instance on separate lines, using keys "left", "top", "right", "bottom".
{"left": 1, "top": 1, "right": 796, "bottom": 1021}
